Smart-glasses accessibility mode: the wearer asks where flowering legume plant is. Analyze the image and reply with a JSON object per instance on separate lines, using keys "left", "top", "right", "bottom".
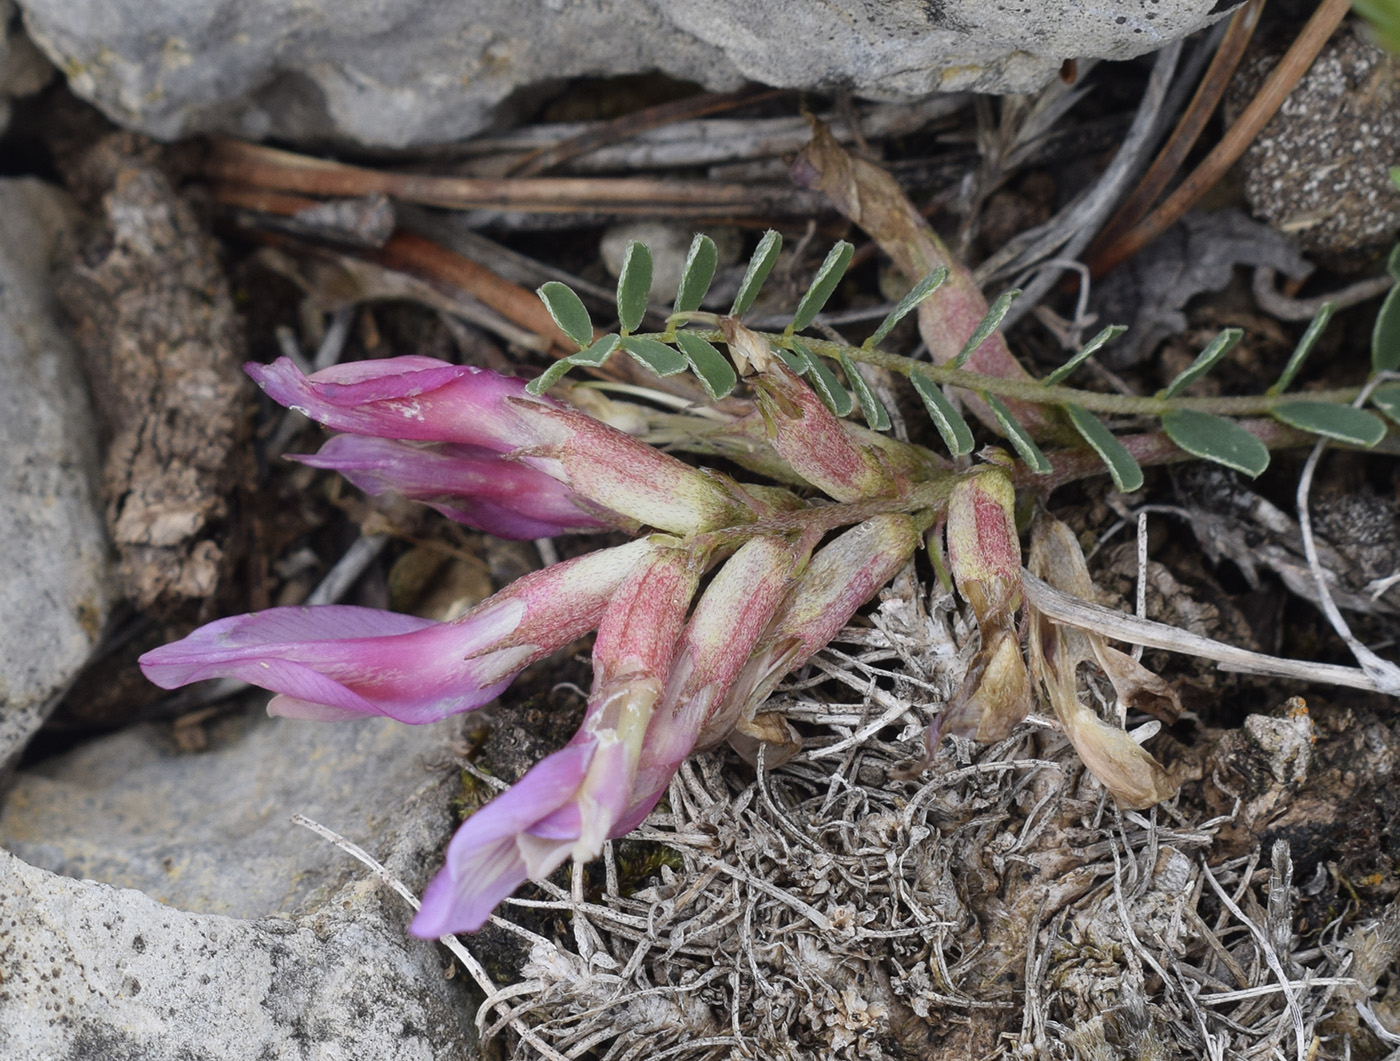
{"left": 140, "top": 231, "right": 1397, "bottom": 937}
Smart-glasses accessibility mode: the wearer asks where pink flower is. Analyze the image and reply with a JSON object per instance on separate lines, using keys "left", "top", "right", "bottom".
{"left": 139, "top": 539, "right": 656, "bottom": 724}
{"left": 250, "top": 355, "right": 756, "bottom": 536}
{"left": 412, "top": 546, "right": 701, "bottom": 936}
{"left": 290, "top": 435, "right": 623, "bottom": 539}
{"left": 944, "top": 466, "right": 1023, "bottom": 623}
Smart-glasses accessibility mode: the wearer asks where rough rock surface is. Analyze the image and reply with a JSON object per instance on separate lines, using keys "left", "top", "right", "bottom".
{"left": 0, "top": 701, "right": 478, "bottom": 1058}
{"left": 1229, "top": 22, "right": 1400, "bottom": 255}
{"left": 54, "top": 134, "right": 252, "bottom": 614}
{"left": 16, "top": 0, "right": 1241, "bottom": 148}
{"left": 0, "top": 178, "right": 109, "bottom": 774}
{"left": 0, "top": 0, "right": 52, "bottom": 133}
{"left": 0, "top": 704, "right": 466, "bottom": 918}
{"left": 0, "top": 849, "right": 474, "bottom": 1060}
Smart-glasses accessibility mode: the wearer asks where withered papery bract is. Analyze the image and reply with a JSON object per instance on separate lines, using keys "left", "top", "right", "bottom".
{"left": 1028, "top": 516, "right": 1179, "bottom": 810}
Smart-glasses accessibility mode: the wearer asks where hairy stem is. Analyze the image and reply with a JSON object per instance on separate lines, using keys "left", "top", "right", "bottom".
{"left": 654, "top": 324, "right": 1362, "bottom": 417}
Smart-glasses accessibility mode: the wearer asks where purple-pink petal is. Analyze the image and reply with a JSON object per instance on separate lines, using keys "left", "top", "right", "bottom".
{"left": 291, "top": 435, "right": 617, "bottom": 539}
{"left": 411, "top": 742, "right": 595, "bottom": 937}
{"left": 139, "top": 539, "right": 656, "bottom": 727}
{"left": 245, "top": 356, "right": 545, "bottom": 450}
{"left": 138, "top": 603, "right": 529, "bottom": 724}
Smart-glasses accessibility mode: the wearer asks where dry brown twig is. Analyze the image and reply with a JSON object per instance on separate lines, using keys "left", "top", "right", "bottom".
{"left": 206, "top": 138, "right": 823, "bottom": 219}
{"left": 1089, "top": 0, "right": 1353, "bottom": 278}
{"left": 1085, "top": 0, "right": 1266, "bottom": 266}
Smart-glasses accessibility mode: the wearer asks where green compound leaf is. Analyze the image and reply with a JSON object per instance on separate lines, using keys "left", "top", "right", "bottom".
{"left": 1373, "top": 383, "right": 1400, "bottom": 425}
{"left": 1372, "top": 247, "right": 1400, "bottom": 372}
{"left": 524, "top": 333, "right": 621, "bottom": 395}
{"left": 1161, "top": 409, "right": 1269, "bottom": 477}
{"left": 1269, "top": 303, "right": 1333, "bottom": 395}
{"left": 910, "top": 372, "right": 974, "bottom": 456}
{"left": 620, "top": 335, "right": 687, "bottom": 376}
{"left": 1042, "top": 324, "right": 1128, "bottom": 386}
{"left": 616, "top": 241, "right": 653, "bottom": 335}
{"left": 985, "top": 393, "right": 1050, "bottom": 474}
{"left": 865, "top": 267, "right": 948, "bottom": 349}
{"left": 836, "top": 349, "right": 891, "bottom": 430}
{"left": 1272, "top": 400, "right": 1388, "bottom": 447}
{"left": 1065, "top": 404, "right": 1144, "bottom": 493}
{"left": 791, "top": 338, "right": 853, "bottom": 416}
{"left": 789, "top": 241, "right": 855, "bottom": 333}
{"left": 674, "top": 331, "right": 736, "bottom": 399}
{"left": 951, "top": 289, "right": 1020, "bottom": 369}
{"left": 1160, "top": 328, "right": 1242, "bottom": 399}
{"left": 674, "top": 234, "right": 718, "bottom": 315}
{"left": 730, "top": 230, "right": 783, "bottom": 318}
{"left": 567, "top": 332, "right": 621, "bottom": 367}
{"left": 537, "top": 281, "right": 594, "bottom": 349}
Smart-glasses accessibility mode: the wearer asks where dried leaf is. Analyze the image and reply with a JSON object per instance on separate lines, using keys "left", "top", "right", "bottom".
{"left": 1091, "top": 209, "right": 1312, "bottom": 370}
{"left": 1094, "top": 643, "right": 1183, "bottom": 724}
{"left": 1054, "top": 694, "right": 1179, "bottom": 810}
{"left": 1028, "top": 516, "right": 1179, "bottom": 808}
{"left": 728, "top": 712, "right": 802, "bottom": 768}
{"left": 792, "top": 119, "right": 1054, "bottom": 435}
{"left": 937, "top": 624, "right": 1034, "bottom": 744}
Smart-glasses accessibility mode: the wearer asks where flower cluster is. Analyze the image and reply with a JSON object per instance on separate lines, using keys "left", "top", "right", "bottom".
{"left": 141, "top": 329, "right": 924, "bottom": 935}
{"left": 142, "top": 318, "right": 1181, "bottom": 935}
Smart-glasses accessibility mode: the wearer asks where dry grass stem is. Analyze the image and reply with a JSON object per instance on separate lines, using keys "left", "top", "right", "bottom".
{"left": 447, "top": 571, "right": 1381, "bottom": 1059}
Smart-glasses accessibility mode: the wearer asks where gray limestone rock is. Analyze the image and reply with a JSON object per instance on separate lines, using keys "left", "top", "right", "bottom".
{"left": 0, "top": 178, "right": 110, "bottom": 774}
{"left": 16, "top": 0, "right": 1241, "bottom": 149}
{"left": 0, "top": 701, "right": 479, "bottom": 1057}
{"left": 0, "top": 0, "right": 53, "bottom": 133}
{"left": 0, "top": 703, "right": 466, "bottom": 919}
{"left": 0, "top": 849, "right": 475, "bottom": 1060}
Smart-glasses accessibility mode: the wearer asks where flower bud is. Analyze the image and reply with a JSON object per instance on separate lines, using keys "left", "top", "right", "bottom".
{"left": 625, "top": 535, "right": 803, "bottom": 822}
{"left": 514, "top": 402, "right": 756, "bottom": 536}
{"left": 705, "top": 514, "right": 919, "bottom": 755}
{"left": 945, "top": 466, "right": 1022, "bottom": 624}
{"left": 933, "top": 466, "right": 1034, "bottom": 744}
{"left": 721, "top": 320, "right": 899, "bottom": 503}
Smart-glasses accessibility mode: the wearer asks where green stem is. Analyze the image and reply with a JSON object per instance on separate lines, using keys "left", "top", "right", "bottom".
{"left": 649, "top": 323, "right": 1361, "bottom": 418}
